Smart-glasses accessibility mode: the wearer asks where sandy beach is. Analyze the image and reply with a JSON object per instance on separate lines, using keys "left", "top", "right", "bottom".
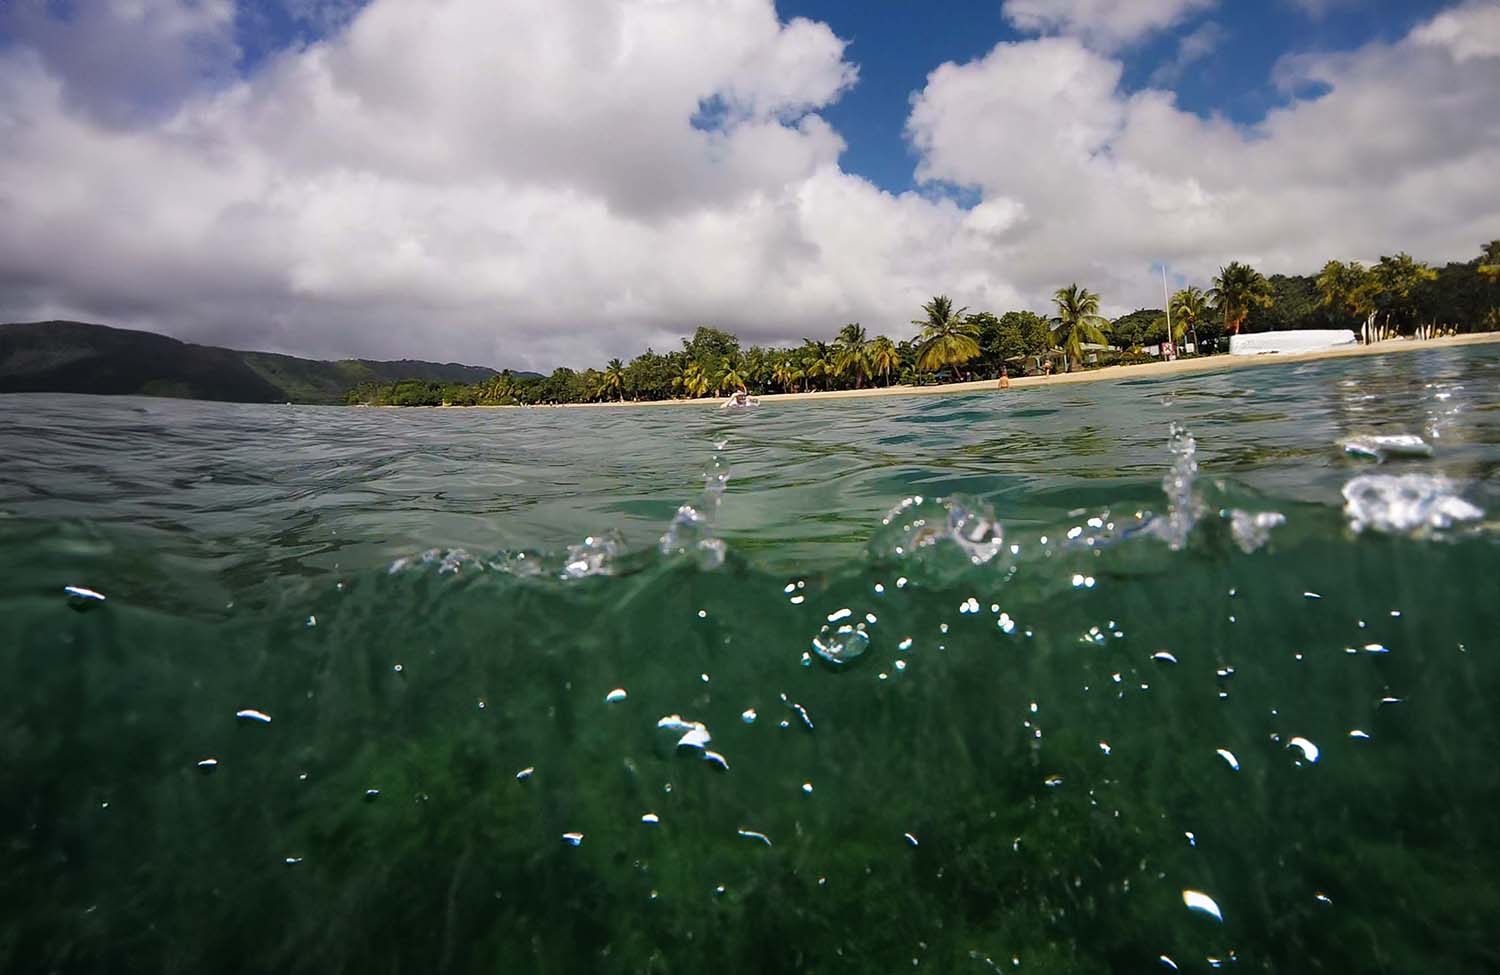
{"left": 533, "top": 331, "right": 1500, "bottom": 409}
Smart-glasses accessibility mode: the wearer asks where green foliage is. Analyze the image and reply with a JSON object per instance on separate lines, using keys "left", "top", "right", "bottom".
{"left": 912, "top": 296, "right": 980, "bottom": 374}
{"left": 335, "top": 239, "right": 1499, "bottom": 407}
{"left": 1170, "top": 286, "right": 1210, "bottom": 350}
{"left": 1108, "top": 309, "right": 1162, "bottom": 350}
{"left": 1210, "top": 262, "right": 1274, "bottom": 335}
{"left": 1366, "top": 253, "right": 1437, "bottom": 331}
{"left": 1051, "top": 284, "right": 1111, "bottom": 368}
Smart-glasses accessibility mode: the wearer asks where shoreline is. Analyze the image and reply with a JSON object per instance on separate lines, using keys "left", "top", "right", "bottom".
{"left": 494, "top": 332, "right": 1500, "bottom": 409}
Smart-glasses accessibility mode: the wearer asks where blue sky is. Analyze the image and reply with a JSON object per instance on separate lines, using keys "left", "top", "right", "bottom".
{"left": 227, "top": 0, "right": 1459, "bottom": 196}
{"left": 782, "top": 0, "right": 1456, "bottom": 194}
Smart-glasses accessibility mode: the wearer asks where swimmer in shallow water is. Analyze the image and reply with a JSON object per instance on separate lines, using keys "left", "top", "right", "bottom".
{"left": 720, "top": 386, "right": 759, "bottom": 410}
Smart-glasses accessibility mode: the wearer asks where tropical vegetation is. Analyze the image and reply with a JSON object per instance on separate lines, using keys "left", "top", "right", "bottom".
{"left": 346, "top": 241, "right": 1500, "bottom": 406}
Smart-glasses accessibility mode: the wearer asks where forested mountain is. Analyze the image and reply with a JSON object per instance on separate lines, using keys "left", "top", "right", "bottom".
{"left": 0, "top": 321, "right": 502, "bottom": 404}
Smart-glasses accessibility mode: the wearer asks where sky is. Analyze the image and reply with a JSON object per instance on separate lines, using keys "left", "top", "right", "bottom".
{"left": 0, "top": 0, "right": 1496, "bottom": 371}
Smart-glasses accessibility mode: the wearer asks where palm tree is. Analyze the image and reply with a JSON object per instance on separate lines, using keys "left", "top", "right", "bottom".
{"left": 720, "top": 366, "right": 746, "bottom": 392}
{"left": 771, "top": 359, "right": 799, "bottom": 393}
{"left": 912, "top": 295, "right": 979, "bottom": 375}
{"left": 1051, "top": 284, "right": 1111, "bottom": 370}
{"left": 833, "top": 323, "right": 870, "bottom": 388}
{"left": 601, "top": 358, "right": 625, "bottom": 401}
{"left": 867, "top": 336, "right": 900, "bottom": 386}
{"left": 800, "top": 339, "right": 834, "bottom": 391}
{"left": 680, "top": 360, "right": 710, "bottom": 398}
{"left": 1210, "top": 262, "right": 1273, "bottom": 335}
{"left": 1480, "top": 240, "right": 1500, "bottom": 288}
{"left": 1169, "top": 286, "right": 1208, "bottom": 354}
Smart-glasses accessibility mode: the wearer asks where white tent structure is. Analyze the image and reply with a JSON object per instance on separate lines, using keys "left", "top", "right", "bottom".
{"left": 1229, "top": 330, "right": 1358, "bottom": 356}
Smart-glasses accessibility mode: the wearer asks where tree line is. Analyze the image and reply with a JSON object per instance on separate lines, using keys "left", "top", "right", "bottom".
{"left": 347, "top": 242, "right": 1499, "bottom": 406}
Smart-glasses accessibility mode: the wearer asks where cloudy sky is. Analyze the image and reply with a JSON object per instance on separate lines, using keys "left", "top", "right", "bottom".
{"left": 1, "top": 0, "right": 1496, "bottom": 370}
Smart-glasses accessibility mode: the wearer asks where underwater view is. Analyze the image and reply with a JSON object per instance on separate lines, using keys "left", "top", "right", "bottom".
{"left": 2, "top": 345, "right": 1498, "bottom": 974}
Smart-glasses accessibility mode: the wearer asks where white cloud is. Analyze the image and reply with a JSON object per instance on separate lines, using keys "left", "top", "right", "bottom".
{"left": 0, "top": 0, "right": 1496, "bottom": 368}
{"left": 0, "top": 0, "right": 240, "bottom": 125}
{"left": 1411, "top": 0, "right": 1500, "bottom": 62}
{"left": 906, "top": 3, "right": 1500, "bottom": 313}
{"left": 1002, "top": 0, "right": 1217, "bottom": 50}
{"left": 1150, "top": 20, "right": 1226, "bottom": 85}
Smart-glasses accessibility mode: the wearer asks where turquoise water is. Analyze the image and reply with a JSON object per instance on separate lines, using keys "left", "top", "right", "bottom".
{"left": 2, "top": 346, "right": 1497, "bottom": 973}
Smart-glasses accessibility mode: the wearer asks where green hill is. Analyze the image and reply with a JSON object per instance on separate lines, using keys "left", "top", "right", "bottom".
{"left": 0, "top": 321, "right": 504, "bottom": 404}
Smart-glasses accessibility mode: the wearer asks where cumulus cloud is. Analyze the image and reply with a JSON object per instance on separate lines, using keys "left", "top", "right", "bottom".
{"left": 0, "top": 0, "right": 240, "bottom": 125}
{"left": 1149, "top": 20, "right": 1227, "bottom": 85}
{"left": 0, "top": 0, "right": 1496, "bottom": 368}
{"left": 1001, "top": 0, "right": 1217, "bottom": 50}
{"left": 906, "top": 3, "right": 1500, "bottom": 314}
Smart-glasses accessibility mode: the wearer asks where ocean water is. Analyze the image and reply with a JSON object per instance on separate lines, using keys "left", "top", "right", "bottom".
{"left": 2, "top": 345, "right": 1497, "bottom": 974}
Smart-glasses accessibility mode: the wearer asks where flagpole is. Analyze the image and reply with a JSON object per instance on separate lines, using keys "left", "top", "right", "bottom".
{"left": 1162, "top": 265, "right": 1173, "bottom": 358}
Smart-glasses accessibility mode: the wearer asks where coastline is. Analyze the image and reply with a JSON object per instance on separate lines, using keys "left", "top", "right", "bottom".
{"left": 500, "top": 332, "right": 1500, "bottom": 409}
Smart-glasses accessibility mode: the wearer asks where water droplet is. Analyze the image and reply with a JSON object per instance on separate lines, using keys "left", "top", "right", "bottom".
{"left": 789, "top": 595, "right": 805, "bottom": 605}
{"left": 741, "top": 708, "right": 757, "bottom": 724}
{"left": 284, "top": 857, "right": 304, "bottom": 866}
{"left": 363, "top": 789, "right": 380, "bottom": 801}
{"left": 196, "top": 758, "right": 218, "bottom": 773}
{"left": 1098, "top": 741, "right": 1111, "bottom": 756}
{"left": 641, "top": 813, "right": 660, "bottom": 825}
{"left": 515, "top": 767, "right": 535, "bottom": 781}
{"left": 1151, "top": 651, "right": 1178, "bottom": 664}
{"left": 1043, "top": 775, "right": 1063, "bottom": 788}
{"left": 1160, "top": 955, "right": 1179, "bottom": 970}
{"left": 1314, "top": 891, "right": 1333, "bottom": 905}
{"left": 802, "top": 782, "right": 813, "bottom": 794}
{"left": 235, "top": 709, "right": 272, "bottom": 724}
{"left": 1182, "top": 889, "right": 1223, "bottom": 922}
{"left": 1304, "top": 591, "right": 1322, "bottom": 600}
{"left": 561, "top": 832, "right": 584, "bottom": 846}
{"left": 605, "top": 688, "right": 628, "bottom": 704}
{"left": 1287, "top": 737, "right": 1320, "bottom": 763}
{"left": 736, "top": 828, "right": 772, "bottom": 846}
{"left": 305, "top": 615, "right": 317, "bottom": 628}
{"left": 1349, "top": 729, "right": 1370, "bottom": 740}
{"left": 1363, "top": 643, "right": 1389, "bottom": 654}
{"left": 1185, "top": 831, "right": 1196, "bottom": 847}
{"left": 811, "top": 624, "right": 870, "bottom": 667}
{"left": 903, "top": 832, "right": 919, "bottom": 847}
{"left": 393, "top": 663, "right": 404, "bottom": 673}
{"left": 781, "top": 695, "right": 815, "bottom": 731}
{"left": 1215, "top": 748, "right": 1240, "bottom": 771}
{"left": 826, "top": 608, "right": 852, "bottom": 623}
{"left": 697, "top": 609, "right": 707, "bottom": 619}
{"left": 898, "top": 637, "right": 914, "bottom": 651}
{"left": 63, "top": 585, "right": 107, "bottom": 611}
{"left": 702, "top": 750, "right": 730, "bottom": 771}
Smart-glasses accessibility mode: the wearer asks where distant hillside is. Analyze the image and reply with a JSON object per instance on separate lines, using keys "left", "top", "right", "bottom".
{"left": 0, "top": 321, "right": 506, "bottom": 404}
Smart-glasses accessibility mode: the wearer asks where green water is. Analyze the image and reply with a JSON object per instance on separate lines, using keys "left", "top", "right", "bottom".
{"left": 2, "top": 347, "right": 1498, "bottom": 974}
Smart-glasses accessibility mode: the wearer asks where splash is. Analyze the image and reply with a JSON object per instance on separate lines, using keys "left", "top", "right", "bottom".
{"left": 1228, "top": 509, "right": 1286, "bottom": 554}
{"left": 1342, "top": 474, "right": 1483, "bottom": 535}
{"left": 1155, "top": 423, "right": 1200, "bottom": 551}
{"left": 1343, "top": 434, "right": 1432, "bottom": 462}
{"left": 869, "top": 494, "right": 1007, "bottom": 573}
{"left": 659, "top": 454, "right": 730, "bottom": 569}
{"left": 562, "top": 532, "right": 623, "bottom": 579}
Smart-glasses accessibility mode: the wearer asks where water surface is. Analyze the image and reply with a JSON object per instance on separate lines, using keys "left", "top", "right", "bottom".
{"left": 2, "top": 346, "right": 1497, "bottom": 973}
